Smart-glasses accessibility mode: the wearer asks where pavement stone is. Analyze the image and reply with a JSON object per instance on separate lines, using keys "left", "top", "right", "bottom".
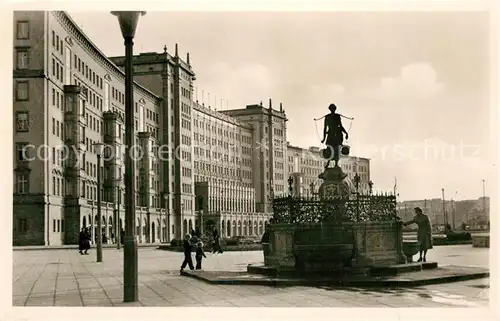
{"left": 11, "top": 244, "right": 490, "bottom": 307}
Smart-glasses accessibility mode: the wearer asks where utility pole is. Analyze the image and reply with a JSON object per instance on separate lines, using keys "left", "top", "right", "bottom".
{"left": 441, "top": 188, "right": 447, "bottom": 230}
{"left": 482, "top": 179, "right": 486, "bottom": 215}
{"left": 482, "top": 179, "right": 487, "bottom": 229}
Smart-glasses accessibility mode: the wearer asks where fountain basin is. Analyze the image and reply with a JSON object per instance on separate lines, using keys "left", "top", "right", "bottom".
{"left": 402, "top": 240, "right": 420, "bottom": 263}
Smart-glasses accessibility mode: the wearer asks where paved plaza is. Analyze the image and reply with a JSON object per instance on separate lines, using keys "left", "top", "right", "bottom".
{"left": 12, "top": 245, "right": 489, "bottom": 307}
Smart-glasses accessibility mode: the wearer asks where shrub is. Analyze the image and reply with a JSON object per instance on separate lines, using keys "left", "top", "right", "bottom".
{"left": 223, "top": 237, "right": 240, "bottom": 246}
{"left": 170, "top": 239, "right": 182, "bottom": 247}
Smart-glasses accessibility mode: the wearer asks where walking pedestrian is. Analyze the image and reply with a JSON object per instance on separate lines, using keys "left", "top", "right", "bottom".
{"left": 180, "top": 234, "right": 194, "bottom": 272}
{"left": 211, "top": 228, "right": 223, "bottom": 254}
{"left": 82, "top": 227, "right": 91, "bottom": 255}
{"left": 195, "top": 241, "right": 207, "bottom": 270}
{"left": 78, "top": 228, "right": 86, "bottom": 255}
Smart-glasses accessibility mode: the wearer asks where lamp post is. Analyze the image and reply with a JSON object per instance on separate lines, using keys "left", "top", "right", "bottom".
{"left": 353, "top": 173, "right": 361, "bottom": 221}
{"left": 309, "top": 182, "right": 315, "bottom": 198}
{"left": 368, "top": 180, "right": 373, "bottom": 195}
{"left": 94, "top": 142, "right": 104, "bottom": 263}
{"left": 111, "top": 10, "right": 146, "bottom": 303}
{"left": 451, "top": 191, "right": 458, "bottom": 230}
{"left": 116, "top": 175, "right": 123, "bottom": 250}
{"left": 288, "top": 176, "right": 293, "bottom": 196}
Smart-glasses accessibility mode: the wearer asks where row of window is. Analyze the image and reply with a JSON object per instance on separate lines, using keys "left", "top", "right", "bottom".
{"left": 181, "top": 119, "right": 191, "bottom": 130}
{"left": 181, "top": 87, "right": 191, "bottom": 99}
{"left": 208, "top": 198, "right": 255, "bottom": 213}
{"left": 181, "top": 183, "right": 192, "bottom": 194}
{"left": 52, "top": 176, "right": 64, "bottom": 196}
{"left": 51, "top": 57, "right": 65, "bottom": 83}
{"left": 52, "top": 117, "right": 64, "bottom": 140}
{"left": 201, "top": 176, "right": 254, "bottom": 189}
{"left": 181, "top": 102, "right": 191, "bottom": 115}
{"left": 181, "top": 166, "right": 192, "bottom": 178}
{"left": 194, "top": 161, "right": 249, "bottom": 180}
{"left": 181, "top": 134, "right": 192, "bottom": 146}
{"left": 273, "top": 127, "right": 284, "bottom": 137}
{"left": 51, "top": 30, "right": 65, "bottom": 56}
{"left": 194, "top": 119, "right": 251, "bottom": 144}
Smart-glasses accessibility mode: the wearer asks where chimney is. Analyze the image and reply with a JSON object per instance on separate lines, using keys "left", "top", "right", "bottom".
{"left": 163, "top": 45, "right": 167, "bottom": 54}
{"left": 187, "top": 52, "right": 190, "bottom": 65}
{"left": 269, "top": 98, "right": 272, "bottom": 110}
{"left": 280, "top": 102, "right": 283, "bottom": 112}
{"left": 175, "top": 43, "right": 178, "bottom": 57}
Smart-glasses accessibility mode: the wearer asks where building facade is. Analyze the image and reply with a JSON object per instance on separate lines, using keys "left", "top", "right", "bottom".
{"left": 13, "top": 11, "right": 278, "bottom": 246}
{"left": 397, "top": 197, "right": 490, "bottom": 231}
{"left": 286, "top": 144, "right": 372, "bottom": 196}
{"left": 13, "top": 11, "right": 375, "bottom": 246}
{"left": 13, "top": 11, "right": 170, "bottom": 246}
{"left": 222, "top": 101, "right": 289, "bottom": 212}
{"left": 191, "top": 101, "right": 270, "bottom": 236}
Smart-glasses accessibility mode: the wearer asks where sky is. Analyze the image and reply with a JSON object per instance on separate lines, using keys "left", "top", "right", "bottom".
{"left": 68, "top": 10, "right": 494, "bottom": 201}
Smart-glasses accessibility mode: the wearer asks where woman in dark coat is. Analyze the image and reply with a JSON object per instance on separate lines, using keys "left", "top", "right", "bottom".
{"left": 82, "top": 227, "right": 91, "bottom": 255}
{"left": 403, "top": 207, "right": 433, "bottom": 262}
{"left": 78, "top": 228, "right": 86, "bottom": 255}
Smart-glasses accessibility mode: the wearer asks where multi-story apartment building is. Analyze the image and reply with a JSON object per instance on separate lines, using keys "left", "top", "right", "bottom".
{"left": 13, "top": 11, "right": 378, "bottom": 246}
{"left": 191, "top": 102, "right": 269, "bottom": 237}
{"left": 286, "top": 144, "right": 372, "bottom": 196}
{"left": 109, "top": 53, "right": 277, "bottom": 239}
{"left": 13, "top": 11, "right": 168, "bottom": 246}
{"left": 109, "top": 47, "right": 198, "bottom": 240}
{"left": 13, "top": 11, "right": 278, "bottom": 246}
{"left": 222, "top": 101, "right": 289, "bottom": 212}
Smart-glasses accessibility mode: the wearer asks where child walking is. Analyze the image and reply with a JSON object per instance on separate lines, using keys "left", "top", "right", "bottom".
{"left": 195, "top": 241, "right": 207, "bottom": 270}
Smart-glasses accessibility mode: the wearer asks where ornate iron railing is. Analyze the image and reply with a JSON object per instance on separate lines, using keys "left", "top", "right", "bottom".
{"left": 272, "top": 193, "right": 398, "bottom": 224}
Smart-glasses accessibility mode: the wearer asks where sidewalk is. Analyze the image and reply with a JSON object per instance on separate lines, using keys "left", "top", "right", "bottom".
{"left": 13, "top": 243, "right": 163, "bottom": 251}
{"left": 12, "top": 245, "right": 489, "bottom": 307}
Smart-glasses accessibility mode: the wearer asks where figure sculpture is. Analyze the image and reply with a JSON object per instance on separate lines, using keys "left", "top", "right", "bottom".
{"left": 321, "top": 104, "right": 349, "bottom": 168}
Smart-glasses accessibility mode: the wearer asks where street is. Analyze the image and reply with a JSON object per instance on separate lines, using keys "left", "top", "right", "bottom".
{"left": 12, "top": 245, "right": 489, "bottom": 307}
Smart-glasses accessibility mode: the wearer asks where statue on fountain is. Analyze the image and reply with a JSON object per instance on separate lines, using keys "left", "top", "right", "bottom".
{"left": 317, "top": 103, "right": 352, "bottom": 199}
{"left": 321, "top": 103, "right": 349, "bottom": 169}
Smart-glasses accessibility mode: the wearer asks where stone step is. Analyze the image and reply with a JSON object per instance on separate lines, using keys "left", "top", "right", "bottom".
{"left": 370, "top": 261, "right": 438, "bottom": 276}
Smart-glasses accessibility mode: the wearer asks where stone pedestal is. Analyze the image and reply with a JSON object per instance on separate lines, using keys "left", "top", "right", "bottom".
{"left": 318, "top": 166, "right": 350, "bottom": 199}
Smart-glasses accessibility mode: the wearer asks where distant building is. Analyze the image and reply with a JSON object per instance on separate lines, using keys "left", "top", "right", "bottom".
{"left": 286, "top": 144, "right": 371, "bottom": 196}
{"left": 222, "top": 101, "right": 289, "bottom": 212}
{"left": 397, "top": 197, "right": 490, "bottom": 230}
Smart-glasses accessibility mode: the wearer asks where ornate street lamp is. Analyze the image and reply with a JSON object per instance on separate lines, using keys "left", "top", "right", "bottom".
{"left": 93, "top": 142, "right": 104, "bottom": 263}
{"left": 288, "top": 176, "right": 293, "bottom": 195}
{"left": 111, "top": 10, "right": 146, "bottom": 303}
{"left": 353, "top": 173, "right": 361, "bottom": 193}
{"left": 368, "top": 180, "right": 373, "bottom": 195}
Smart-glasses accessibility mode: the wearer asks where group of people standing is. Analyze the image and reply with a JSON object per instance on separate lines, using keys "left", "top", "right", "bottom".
{"left": 77, "top": 227, "right": 125, "bottom": 255}
{"left": 180, "top": 227, "right": 223, "bottom": 272}
{"left": 78, "top": 227, "right": 91, "bottom": 255}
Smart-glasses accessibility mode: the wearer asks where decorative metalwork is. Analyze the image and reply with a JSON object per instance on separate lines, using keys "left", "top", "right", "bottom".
{"left": 272, "top": 192, "right": 397, "bottom": 224}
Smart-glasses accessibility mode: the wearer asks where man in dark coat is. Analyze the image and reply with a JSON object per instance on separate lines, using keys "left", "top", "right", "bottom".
{"left": 180, "top": 234, "right": 194, "bottom": 272}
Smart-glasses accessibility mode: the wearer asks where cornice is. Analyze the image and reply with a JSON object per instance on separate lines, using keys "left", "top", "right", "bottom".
{"left": 52, "top": 11, "right": 161, "bottom": 104}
